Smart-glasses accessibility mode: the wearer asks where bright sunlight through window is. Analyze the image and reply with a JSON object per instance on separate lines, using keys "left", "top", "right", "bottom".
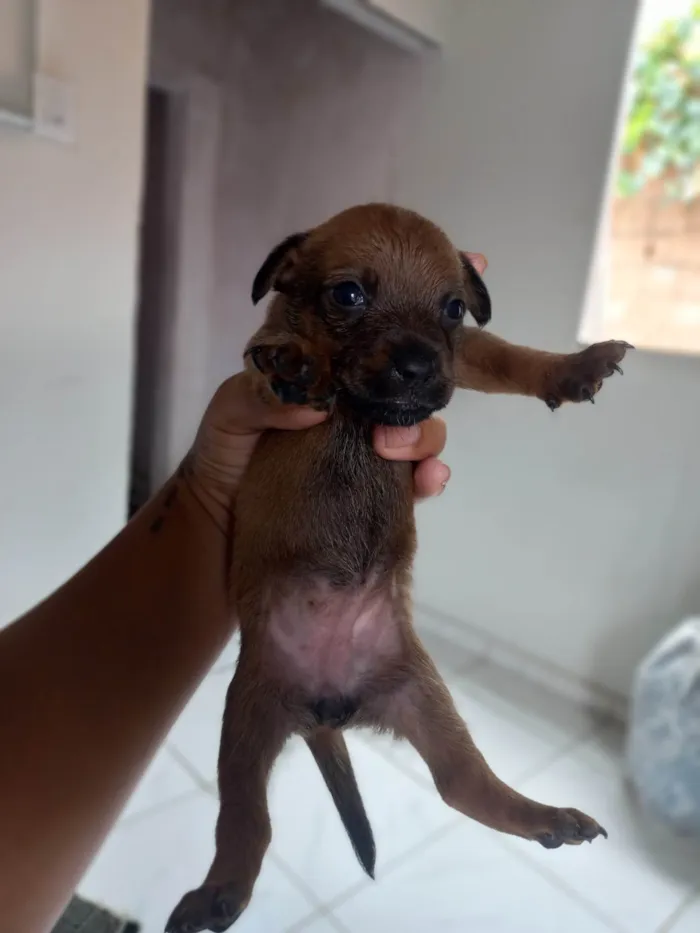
{"left": 581, "top": 0, "right": 700, "bottom": 355}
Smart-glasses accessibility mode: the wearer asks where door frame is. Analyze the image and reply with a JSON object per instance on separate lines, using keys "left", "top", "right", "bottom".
{"left": 140, "top": 69, "right": 223, "bottom": 489}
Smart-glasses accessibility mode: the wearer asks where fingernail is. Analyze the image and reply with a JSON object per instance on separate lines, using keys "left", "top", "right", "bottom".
{"left": 437, "top": 464, "right": 451, "bottom": 493}
{"left": 382, "top": 425, "right": 421, "bottom": 448}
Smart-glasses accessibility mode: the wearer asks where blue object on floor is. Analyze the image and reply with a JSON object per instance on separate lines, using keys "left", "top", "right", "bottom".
{"left": 627, "top": 617, "right": 700, "bottom": 836}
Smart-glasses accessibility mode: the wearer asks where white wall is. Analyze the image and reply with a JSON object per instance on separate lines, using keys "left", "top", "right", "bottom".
{"left": 398, "top": 0, "right": 700, "bottom": 700}
{"left": 0, "top": 0, "right": 149, "bottom": 624}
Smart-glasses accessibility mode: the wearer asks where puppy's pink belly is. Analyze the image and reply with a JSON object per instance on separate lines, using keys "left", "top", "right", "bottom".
{"left": 265, "top": 581, "right": 399, "bottom": 696}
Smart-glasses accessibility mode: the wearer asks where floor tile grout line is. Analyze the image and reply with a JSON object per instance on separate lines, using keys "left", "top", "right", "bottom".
{"left": 268, "top": 850, "right": 334, "bottom": 913}
{"left": 324, "top": 719, "right": 613, "bottom": 913}
{"left": 512, "top": 725, "right": 601, "bottom": 789}
{"left": 319, "top": 911, "right": 353, "bottom": 933}
{"left": 310, "top": 717, "right": 625, "bottom": 930}
{"left": 313, "top": 816, "right": 463, "bottom": 915}
{"left": 282, "top": 906, "right": 324, "bottom": 933}
{"left": 277, "top": 820, "right": 457, "bottom": 921}
{"left": 356, "top": 737, "right": 435, "bottom": 792}
{"left": 364, "top": 719, "right": 601, "bottom": 801}
{"left": 497, "top": 834, "right": 629, "bottom": 933}
{"left": 115, "top": 788, "right": 206, "bottom": 828}
{"left": 165, "top": 742, "right": 215, "bottom": 793}
{"left": 655, "top": 888, "right": 700, "bottom": 933}
{"left": 285, "top": 905, "right": 351, "bottom": 933}
{"left": 167, "top": 650, "right": 625, "bottom": 930}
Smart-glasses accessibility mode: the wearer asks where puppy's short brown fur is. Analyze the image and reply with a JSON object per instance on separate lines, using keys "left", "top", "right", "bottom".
{"left": 167, "top": 204, "right": 630, "bottom": 933}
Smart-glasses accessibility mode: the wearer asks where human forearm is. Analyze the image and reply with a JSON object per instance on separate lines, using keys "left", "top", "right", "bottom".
{"left": 0, "top": 474, "right": 232, "bottom": 933}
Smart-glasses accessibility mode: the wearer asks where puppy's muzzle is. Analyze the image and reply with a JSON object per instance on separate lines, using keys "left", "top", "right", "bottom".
{"left": 337, "top": 336, "right": 451, "bottom": 425}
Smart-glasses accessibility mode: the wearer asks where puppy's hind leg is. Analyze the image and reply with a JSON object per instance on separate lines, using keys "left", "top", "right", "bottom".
{"left": 165, "top": 655, "right": 292, "bottom": 933}
{"left": 373, "top": 641, "right": 607, "bottom": 850}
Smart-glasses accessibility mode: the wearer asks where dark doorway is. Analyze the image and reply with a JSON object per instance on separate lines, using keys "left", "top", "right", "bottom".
{"left": 128, "top": 87, "right": 174, "bottom": 518}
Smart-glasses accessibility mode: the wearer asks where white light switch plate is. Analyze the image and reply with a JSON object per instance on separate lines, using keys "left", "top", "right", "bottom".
{"left": 33, "top": 73, "right": 76, "bottom": 143}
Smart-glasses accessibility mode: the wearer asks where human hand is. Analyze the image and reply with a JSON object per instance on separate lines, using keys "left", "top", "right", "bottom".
{"left": 186, "top": 372, "right": 449, "bottom": 530}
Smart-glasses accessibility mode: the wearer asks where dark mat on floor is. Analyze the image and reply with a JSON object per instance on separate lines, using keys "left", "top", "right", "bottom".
{"left": 51, "top": 896, "right": 139, "bottom": 933}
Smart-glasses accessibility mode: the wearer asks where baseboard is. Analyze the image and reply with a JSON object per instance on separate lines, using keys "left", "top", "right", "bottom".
{"left": 414, "top": 601, "right": 629, "bottom": 723}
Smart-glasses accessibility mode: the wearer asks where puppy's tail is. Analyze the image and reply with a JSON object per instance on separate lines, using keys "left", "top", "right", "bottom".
{"left": 305, "top": 730, "right": 376, "bottom": 879}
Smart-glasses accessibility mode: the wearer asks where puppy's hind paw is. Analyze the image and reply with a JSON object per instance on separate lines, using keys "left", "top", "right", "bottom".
{"left": 165, "top": 884, "right": 248, "bottom": 933}
{"left": 536, "top": 807, "right": 608, "bottom": 850}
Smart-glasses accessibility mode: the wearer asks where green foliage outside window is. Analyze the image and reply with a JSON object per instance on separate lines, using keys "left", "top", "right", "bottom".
{"left": 619, "top": 3, "right": 700, "bottom": 200}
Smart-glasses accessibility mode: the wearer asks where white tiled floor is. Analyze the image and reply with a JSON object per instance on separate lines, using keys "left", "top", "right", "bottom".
{"left": 77, "top": 637, "right": 700, "bottom": 933}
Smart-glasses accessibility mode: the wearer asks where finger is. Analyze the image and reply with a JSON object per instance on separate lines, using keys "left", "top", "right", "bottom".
{"left": 209, "top": 372, "right": 328, "bottom": 434}
{"left": 464, "top": 251, "right": 488, "bottom": 276}
{"left": 374, "top": 417, "right": 447, "bottom": 462}
{"left": 264, "top": 406, "right": 328, "bottom": 431}
{"left": 414, "top": 458, "right": 450, "bottom": 500}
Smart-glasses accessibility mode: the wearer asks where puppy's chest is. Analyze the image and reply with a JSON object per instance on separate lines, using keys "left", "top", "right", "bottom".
{"left": 264, "top": 579, "right": 400, "bottom": 696}
{"left": 304, "top": 417, "right": 413, "bottom": 580}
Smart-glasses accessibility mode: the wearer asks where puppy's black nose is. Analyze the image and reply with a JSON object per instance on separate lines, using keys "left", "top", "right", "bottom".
{"left": 391, "top": 343, "right": 438, "bottom": 383}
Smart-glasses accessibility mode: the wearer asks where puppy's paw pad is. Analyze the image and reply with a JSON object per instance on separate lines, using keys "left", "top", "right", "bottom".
{"left": 272, "top": 346, "right": 319, "bottom": 386}
{"left": 165, "top": 884, "right": 246, "bottom": 933}
{"left": 247, "top": 341, "right": 333, "bottom": 407}
{"left": 270, "top": 377, "right": 309, "bottom": 405}
{"left": 536, "top": 807, "right": 607, "bottom": 850}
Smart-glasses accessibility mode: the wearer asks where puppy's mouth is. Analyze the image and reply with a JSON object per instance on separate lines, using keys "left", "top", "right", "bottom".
{"left": 338, "top": 388, "right": 450, "bottom": 427}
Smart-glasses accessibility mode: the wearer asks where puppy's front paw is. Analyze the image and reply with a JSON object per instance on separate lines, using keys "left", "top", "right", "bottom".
{"left": 247, "top": 341, "right": 334, "bottom": 409}
{"left": 543, "top": 340, "right": 633, "bottom": 411}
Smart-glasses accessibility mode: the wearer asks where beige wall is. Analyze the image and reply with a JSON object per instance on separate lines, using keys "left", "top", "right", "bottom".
{"left": 0, "top": 0, "right": 149, "bottom": 624}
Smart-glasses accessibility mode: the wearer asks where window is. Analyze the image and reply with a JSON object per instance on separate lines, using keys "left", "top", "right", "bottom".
{"left": 580, "top": 0, "right": 700, "bottom": 355}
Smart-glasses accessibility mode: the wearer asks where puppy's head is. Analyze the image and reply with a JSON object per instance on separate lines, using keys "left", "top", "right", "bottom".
{"left": 251, "top": 203, "right": 491, "bottom": 426}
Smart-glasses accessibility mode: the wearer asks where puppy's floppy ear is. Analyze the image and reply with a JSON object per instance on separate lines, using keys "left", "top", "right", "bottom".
{"left": 251, "top": 232, "right": 309, "bottom": 305}
{"left": 459, "top": 252, "right": 491, "bottom": 328}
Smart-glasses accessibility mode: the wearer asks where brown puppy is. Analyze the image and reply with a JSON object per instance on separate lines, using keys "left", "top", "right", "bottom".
{"left": 167, "top": 204, "right": 630, "bottom": 933}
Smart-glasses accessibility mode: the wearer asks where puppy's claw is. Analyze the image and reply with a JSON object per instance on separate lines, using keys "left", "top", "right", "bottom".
{"left": 613, "top": 363, "right": 623, "bottom": 375}
{"left": 535, "top": 808, "right": 607, "bottom": 850}
{"left": 546, "top": 397, "right": 561, "bottom": 412}
{"left": 245, "top": 346, "right": 264, "bottom": 373}
{"left": 581, "top": 388, "right": 594, "bottom": 404}
{"left": 166, "top": 884, "right": 247, "bottom": 933}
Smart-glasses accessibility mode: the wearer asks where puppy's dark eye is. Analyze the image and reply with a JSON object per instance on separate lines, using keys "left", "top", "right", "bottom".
{"left": 331, "top": 281, "right": 367, "bottom": 311}
{"left": 443, "top": 298, "right": 466, "bottom": 324}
